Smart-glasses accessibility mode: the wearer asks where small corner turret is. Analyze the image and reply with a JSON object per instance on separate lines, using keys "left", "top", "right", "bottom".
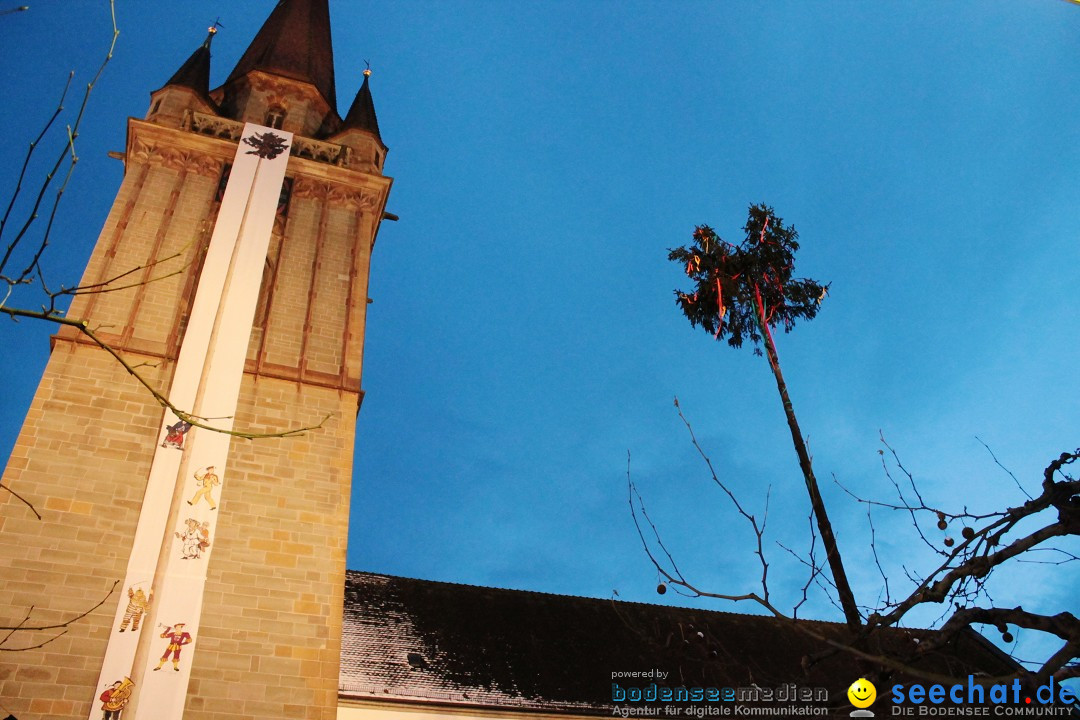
{"left": 332, "top": 68, "right": 388, "bottom": 174}
{"left": 146, "top": 26, "right": 217, "bottom": 125}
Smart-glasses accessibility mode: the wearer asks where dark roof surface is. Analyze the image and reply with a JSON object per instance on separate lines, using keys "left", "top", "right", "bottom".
{"left": 341, "top": 571, "right": 1017, "bottom": 715}
{"left": 340, "top": 74, "right": 382, "bottom": 141}
{"left": 162, "top": 32, "right": 213, "bottom": 94}
{"left": 226, "top": 0, "right": 337, "bottom": 110}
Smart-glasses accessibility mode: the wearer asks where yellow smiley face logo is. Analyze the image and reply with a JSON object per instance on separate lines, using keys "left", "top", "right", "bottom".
{"left": 847, "top": 678, "right": 876, "bottom": 709}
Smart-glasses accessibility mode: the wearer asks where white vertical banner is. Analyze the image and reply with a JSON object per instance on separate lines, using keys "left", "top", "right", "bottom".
{"left": 89, "top": 124, "right": 291, "bottom": 720}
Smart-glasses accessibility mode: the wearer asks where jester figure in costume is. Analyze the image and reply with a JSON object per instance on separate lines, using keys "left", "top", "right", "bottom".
{"left": 117, "top": 586, "right": 152, "bottom": 632}
{"left": 153, "top": 623, "right": 193, "bottom": 672}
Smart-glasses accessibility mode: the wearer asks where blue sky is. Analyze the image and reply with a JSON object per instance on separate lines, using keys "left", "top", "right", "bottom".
{"left": 1, "top": 0, "right": 1077, "bottom": 673}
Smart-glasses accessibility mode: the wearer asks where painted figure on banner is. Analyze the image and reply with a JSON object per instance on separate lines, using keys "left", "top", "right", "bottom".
{"left": 117, "top": 585, "right": 152, "bottom": 633}
{"left": 243, "top": 131, "right": 289, "bottom": 160}
{"left": 187, "top": 465, "right": 220, "bottom": 510}
{"left": 161, "top": 418, "right": 192, "bottom": 449}
{"left": 99, "top": 677, "right": 133, "bottom": 719}
{"left": 153, "top": 623, "right": 193, "bottom": 672}
{"left": 176, "top": 517, "right": 211, "bottom": 560}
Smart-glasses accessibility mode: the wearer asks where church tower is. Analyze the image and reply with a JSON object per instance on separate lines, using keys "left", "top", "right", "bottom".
{"left": 0, "top": 2, "right": 391, "bottom": 719}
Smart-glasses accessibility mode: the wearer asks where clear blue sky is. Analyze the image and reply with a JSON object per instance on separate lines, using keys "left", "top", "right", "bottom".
{"left": 0, "top": 0, "right": 1077, "bottom": 674}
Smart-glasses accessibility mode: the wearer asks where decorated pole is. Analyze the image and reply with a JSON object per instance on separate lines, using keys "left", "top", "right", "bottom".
{"left": 88, "top": 124, "right": 292, "bottom": 720}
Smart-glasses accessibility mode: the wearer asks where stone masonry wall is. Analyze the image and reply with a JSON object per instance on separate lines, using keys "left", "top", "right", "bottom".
{"left": 0, "top": 114, "right": 388, "bottom": 720}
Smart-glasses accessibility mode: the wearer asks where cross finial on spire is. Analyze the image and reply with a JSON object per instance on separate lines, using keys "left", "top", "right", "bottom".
{"left": 341, "top": 58, "right": 382, "bottom": 139}
{"left": 203, "top": 18, "right": 223, "bottom": 49}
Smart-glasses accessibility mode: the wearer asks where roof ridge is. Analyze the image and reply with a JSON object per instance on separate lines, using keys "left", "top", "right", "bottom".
{"left": 345, "top": 569, "right": 852, "bottom": 630}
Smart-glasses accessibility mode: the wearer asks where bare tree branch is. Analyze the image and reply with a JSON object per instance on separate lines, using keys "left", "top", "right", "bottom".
{"left": 0, "top": 480, "right": 41, "bottom": 519}
{"left": 673, "top": 396, "right": 771, "bottom": 604}
{"left": 0, "top": 73, "right": 73, "bottom": 271}
{"left": 0, "top": 580, "right": 119, "bottom": 652}
{"left": 0, "top": 3, "right": 118, "bottom": 288}
{"left": 0, "top": 305, "right": 330, "bottom": 440}
{"left": 976, "top": 435, "right": 1032, "bottom": 501}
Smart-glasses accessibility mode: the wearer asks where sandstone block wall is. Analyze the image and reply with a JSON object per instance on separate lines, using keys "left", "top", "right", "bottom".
{"left": 1, "top": 112, "right": 389, "bottom": 720}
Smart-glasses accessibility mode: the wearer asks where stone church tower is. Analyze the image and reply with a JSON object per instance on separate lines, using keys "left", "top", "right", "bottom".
{"left": 0, "top": 2, "right": 391, "bottom": 719}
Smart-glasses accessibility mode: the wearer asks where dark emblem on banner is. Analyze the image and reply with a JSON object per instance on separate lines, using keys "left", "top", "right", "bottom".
{"left": 242, "top": 131, "right": 289, "bottom": 160}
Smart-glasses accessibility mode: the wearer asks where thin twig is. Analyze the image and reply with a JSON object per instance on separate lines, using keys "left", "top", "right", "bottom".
{"left": 0, "top": 72, "right": 74, "bottom": 268}
{"left": 15, "top": 1, "right": 119, "bottom": 285}
{"left": 0, "top": 580, "right": 119, "bottom": 651}
{"left": 867, "top": 506, "right": 891, "bottom": 606}
{"left": 975, "top": 435, "right": 1031, "bottom": 500}
{"left": 673, "top": 396, "right": 771, "bottom": 604}
{"left": 0, "top": 481, "right": 41, "bottom": 519}
{"left": 0, "top": 306, "right": 330, "bottom": 440}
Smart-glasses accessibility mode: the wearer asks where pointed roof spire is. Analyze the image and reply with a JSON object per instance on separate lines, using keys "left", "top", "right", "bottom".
{"left": 226, "top": 0, "right": 337, "bottom": 110}
{"left": 163, "top": 26, "right": 217, "bottom": 93}
{"left": 340, "top": 68, "right": 382, "bottom": 141}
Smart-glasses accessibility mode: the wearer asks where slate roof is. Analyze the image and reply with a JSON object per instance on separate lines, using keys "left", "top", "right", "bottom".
{"left": 340, "top": 571, "right": 1019, "bottom": 715}
{"left": 226, "top": 0, "right": 337, "bottom": 111}
{"left": 160, "top": 31, "right": 214, "bottom": 96}
{"left": 340, "top": 74, "right": 382, "bottom": 142}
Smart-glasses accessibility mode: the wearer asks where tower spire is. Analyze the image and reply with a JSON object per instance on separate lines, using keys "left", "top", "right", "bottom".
{"left": 160, "top": 26, "right": 217, "bottom": 94}
{"left": 340, "top": 68, "right": 382, "bottom": 141}
{"left": 225, "top": 0, "right": 337, "bottom": 110}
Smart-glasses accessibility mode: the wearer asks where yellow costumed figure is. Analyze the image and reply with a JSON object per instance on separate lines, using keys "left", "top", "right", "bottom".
{"left": 187, "top": 466, "right": 220, "bottom": 510}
